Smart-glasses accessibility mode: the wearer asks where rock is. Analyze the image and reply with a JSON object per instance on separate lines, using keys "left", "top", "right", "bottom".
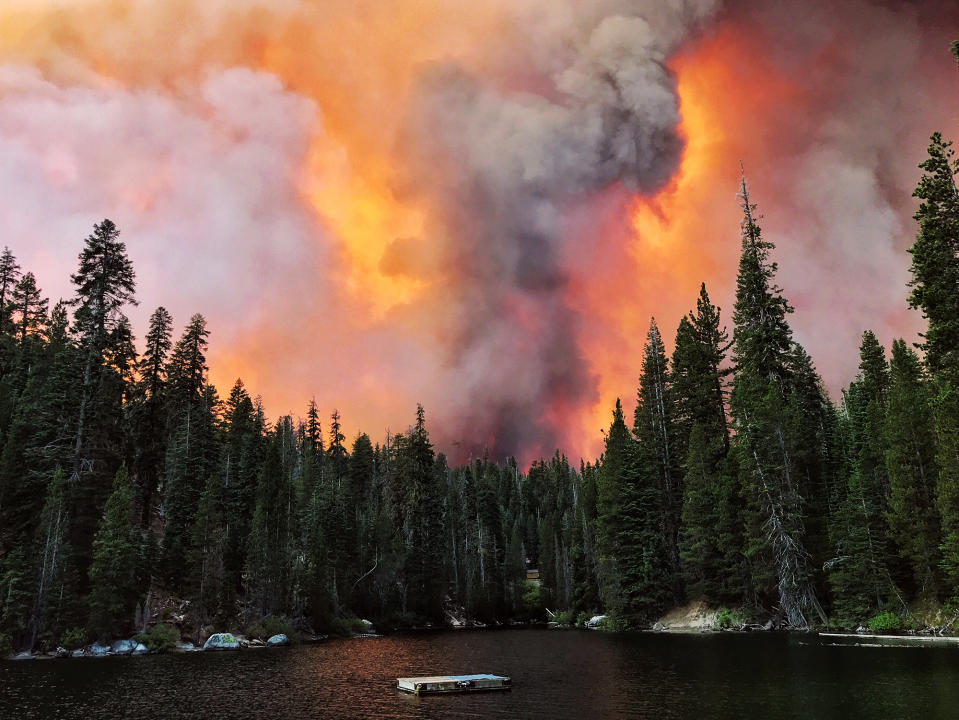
{"left": 71, "top": 648, "right": 86, "bottom": 658}
{"left": 13, "top": 651, "right": 34, "bottom": 660}
{"left": 250, "top": 638, "right": 266, "bottom": 647}
{"left": 359, "top": 619, "right": 375, "bottom": 634}
{"left": 587, "top": 615, "right": 607, "bottom": 629}
{"left": 652, "top": 622, "right": 667, "bottom": 632}
{"left": 176, "top": 641, "right": 196, "bottom": 652}
{"left": 762, "top": 620, "right": 774, "bottom": 631}
{"left": 203, "top": 633, "right": 240, "bottom": 650}
{"left": 856, "top": 626, "right": 867, "bottom": 633}
{"left": 267, "top": 634, "right": 289, "bottom": 646}
{"left": 55, "top": 646, "right": 70, "bottom": 658}
{"left": 89, "top": 643, "right": 111, "bottom": 657}
{"left": 132, "top": 643, "right": 149, "bottom": 655}
{"left": 111, "top": 639, "right": 135, "bottom": 655}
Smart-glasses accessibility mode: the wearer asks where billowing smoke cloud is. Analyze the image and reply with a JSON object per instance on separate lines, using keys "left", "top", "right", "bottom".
{"left": 395, "top": 1, "right": 718, "bottom": 457}
{"left": 0, "top": 0, "right": 955, "bottom": 464}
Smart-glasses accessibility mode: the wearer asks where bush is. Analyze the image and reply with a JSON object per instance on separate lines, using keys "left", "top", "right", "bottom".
{"left": 60, "top": 627, "right": 87, "bottom": 650}
{"left": 868, "top": 611, "right": 902, "bottom": 633}
{"left": 0, "top": 631, "right": 12, "bottom": 656}
{"left": 330, "top": 617, "right": 369, "bottom": 637}
{"left": 716, "top": 607, "right": 745, "bottom": 629}
{"left": 551, "top": 610, "right": 574, "bottom": 625}
{"left": 245, "top": 616, "right": 296, "bottom": 642}
{"left": 135, "top": 624, "right": 180, "bottom": 652}
{"left": 522, "top": 581, "right": 545, "bottom": 618}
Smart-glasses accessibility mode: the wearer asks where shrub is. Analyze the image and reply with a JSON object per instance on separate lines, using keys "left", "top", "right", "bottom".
{"left": 135, "top": 624, "right": 180, "bottom": 652}
{"left": 576, "top": 611, "right": 594, "bottom": 627}
{"left": 60, "top": 627, "right": 87, "bottom": 650}
{"left": 246, "top": 616, "right": 296, "bottom": 642}
{"left": 716, "top": 607, "right": 745, "bottom": 629}
{"left": 522, "top": 581, "right": 545, "bottom": 618}
{"left": 868, "top": 611, "right": 902, "bottom": 633}
{"left": 330, "top": 617, "right": 369, "bottom": 637}
{"left": 0, "top": 631, "right": 12, "bottom": 656}
{"left": 551, "top": 610, "right": 574, "bottom": 625}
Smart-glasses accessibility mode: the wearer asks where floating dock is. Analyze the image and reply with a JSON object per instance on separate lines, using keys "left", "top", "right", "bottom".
{"left": 397, "top": 674, "right": 511, "bottom": 695}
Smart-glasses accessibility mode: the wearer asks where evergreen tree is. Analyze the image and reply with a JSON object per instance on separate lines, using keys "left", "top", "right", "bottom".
{"left": 885, "top": 339, "right": 941, "bottom": 597}
{"left": 730, "top": 176, "right": 825, "bottom": 627}
{"left": 87, "top": 465, "right": 139, "bottom": 639}
{"left": 633, "top": 319, "right": 682, "bottom": 605}
{"left": 130, "top": 307, "right": 173, "bottom": 527}
{"left": 11, "top": 272, "right": 48, "bottom": 346}
{"left": 68, "top": 219, "right": 137, "bottom": 579}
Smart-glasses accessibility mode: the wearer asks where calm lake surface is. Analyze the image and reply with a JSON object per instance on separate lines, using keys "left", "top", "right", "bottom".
{"left": 2, "top": 628, "right": 958, "bottom": 719}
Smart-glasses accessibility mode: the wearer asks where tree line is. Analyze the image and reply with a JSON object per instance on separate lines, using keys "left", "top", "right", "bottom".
{"left": 1, "top": 87, "right": 958, "bottom": 654}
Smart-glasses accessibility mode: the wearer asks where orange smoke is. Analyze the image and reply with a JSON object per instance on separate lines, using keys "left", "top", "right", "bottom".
{"left": 1, "top": 2, "right": 955, "bottom": 464}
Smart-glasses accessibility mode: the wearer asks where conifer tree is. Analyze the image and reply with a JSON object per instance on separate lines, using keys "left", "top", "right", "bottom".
{"left": 908, "top": 133, "right": 959, "bottom": 598}
{"left": 28, "top": 467, "right": 72, "bottom": 648}
{"left": 11, "top": 272, "right": 48, "bottom": 346}
{"left": 130, "top": 307, "right": 173, "bottom": 527}
{"left": 633, "top": 319, "right": 682, "bottom": 604}
{"left": 87, "top": 465, "right": 139, "bottom": 639}
{"left": 730, "top": 176, "right": 825, "bottom": 627}
{"left": 885, "top": 339, "right": 941, "bottom": 597}
{"left": 0, "top": 247, "right": 21, "bottom": 336}
{"left": 68, "top": 219, "right": 137, "bottom": 578}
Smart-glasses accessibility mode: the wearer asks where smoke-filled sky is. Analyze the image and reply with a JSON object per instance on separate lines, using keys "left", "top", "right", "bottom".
{"left": 1, "top": 0, "right": 957, "bottom": 463}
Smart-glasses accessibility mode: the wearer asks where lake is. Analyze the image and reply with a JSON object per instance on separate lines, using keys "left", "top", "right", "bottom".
{"left": 2, "top": 628, "right": 958, "bottom": 719}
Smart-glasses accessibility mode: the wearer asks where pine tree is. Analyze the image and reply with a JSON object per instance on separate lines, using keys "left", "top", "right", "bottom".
{"left": 633, "top": 319, "right": 682, "bottom": 605}
{"left": 130, "top": 307, "right": 173, "bottom": 527}
{"left": 885, "top": 339, "right": 941, "bottom": 597}
{"left": 87, "top": 464, "right": 139, "bottom": 639}
{"left": 730, "top": 175, "right": 825, "bottom": 627}
{"left": 27, "top": 467, "right": 72, "bottom": 648}
{"left": 0, "top": 247, "right": 21, "bottom": 336}
{"left": 11, "top": 272, "right": 48, "bottom": 346}
{"left": 828, "top": 333, "right": 898, "bottom": 625}
{"left": 907, "top": 133, "right": 959, "bottom": 598}
{"left": 161, "top": 315, "right": 215, "bottom": 585}
{"left": 68, "top": 219, "right": 137, "bottom": 580}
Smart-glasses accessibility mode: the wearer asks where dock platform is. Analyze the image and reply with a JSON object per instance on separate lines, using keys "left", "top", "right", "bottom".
{"left": 397, "top": 674, "right": 511, "bottom": 695}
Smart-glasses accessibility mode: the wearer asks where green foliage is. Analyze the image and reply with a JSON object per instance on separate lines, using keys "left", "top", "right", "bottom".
{"left": 551, "top": 609, "right": 574, "bottom": 625}
{"left": 245, "top": 616, "right": 296, "bottom": 641}
{"left": 329, "top": 617, "right": 370, "bottom": 637}
{"left": 868, "top": 611, "right": 902, "bottom": 633}
{"left": 60, "top": 626, "right": 87, "bottom": 650}
{"left": 522, "top": 581, "right": 545, "bottom": 619}
{"left": 0, "top": 631, "right": 11, "bottom": 656}
{"left": 134, "top": 624, "right": 180, "bottom": 652}
{"left": 87, "top": 464, "right": 139, "bottom": 639}
{"left": 716, "top": 607, "right": 745, "bottom": 629}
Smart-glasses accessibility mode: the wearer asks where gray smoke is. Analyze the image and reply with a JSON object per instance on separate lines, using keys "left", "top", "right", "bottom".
{"left": 395, "top": 1, "right": 718, "bottom": 458}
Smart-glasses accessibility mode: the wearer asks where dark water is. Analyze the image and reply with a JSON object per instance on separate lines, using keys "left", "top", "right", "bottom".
{"left": 2, "top": 628, "right": 958, "bottom": 719}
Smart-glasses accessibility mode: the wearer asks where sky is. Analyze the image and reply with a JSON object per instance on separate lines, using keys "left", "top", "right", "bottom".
{"left": 0, "top": 0, "right": 957, "bottom": 464}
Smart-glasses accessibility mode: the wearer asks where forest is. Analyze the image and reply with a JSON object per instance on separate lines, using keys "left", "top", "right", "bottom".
{"left": 0, "top": 122, "right": 958, "bottom": 654}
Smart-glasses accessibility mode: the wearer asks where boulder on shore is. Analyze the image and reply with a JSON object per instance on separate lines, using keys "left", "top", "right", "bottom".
{"left": 176, "top": 641, "right": 197, "bottom": 652}
{"left": 71, "top": 649, "right": 86, "bottom": 658}
{"left": 652, "top": 622, "right": 667, "bottom": 632}
{"left": 587, "top": 615, "right": 607, "bottom": 629}
{"left": 89, "top": 643, "right": 111, "bottom": 656}
{"left": 111, "top": 639, "right": 135, "bottom": 655}
{"left": 359, "top": 619, "right": 376, "bottom": 634}
{"left": 133, "top": 643, "right": 149, "bottom": 655}
{"left": 267, "top": 634, "right": 289, "bottom": 646}
{"left": 203, "top": 633, "right": 240, "bottom": 650}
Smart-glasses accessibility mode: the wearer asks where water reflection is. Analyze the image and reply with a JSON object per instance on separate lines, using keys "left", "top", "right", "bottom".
{"left": 2, "top": 629, "right": 958, "bottom": 719}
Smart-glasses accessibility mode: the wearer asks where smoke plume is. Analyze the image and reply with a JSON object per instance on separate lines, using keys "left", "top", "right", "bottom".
{"left": 0, "top": 0, "right": 955, "bottom": 463}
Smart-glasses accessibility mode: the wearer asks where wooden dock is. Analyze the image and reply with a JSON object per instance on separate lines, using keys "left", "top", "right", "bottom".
{"left": 397, "top": 674, "right": 511, "bottom": 695}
